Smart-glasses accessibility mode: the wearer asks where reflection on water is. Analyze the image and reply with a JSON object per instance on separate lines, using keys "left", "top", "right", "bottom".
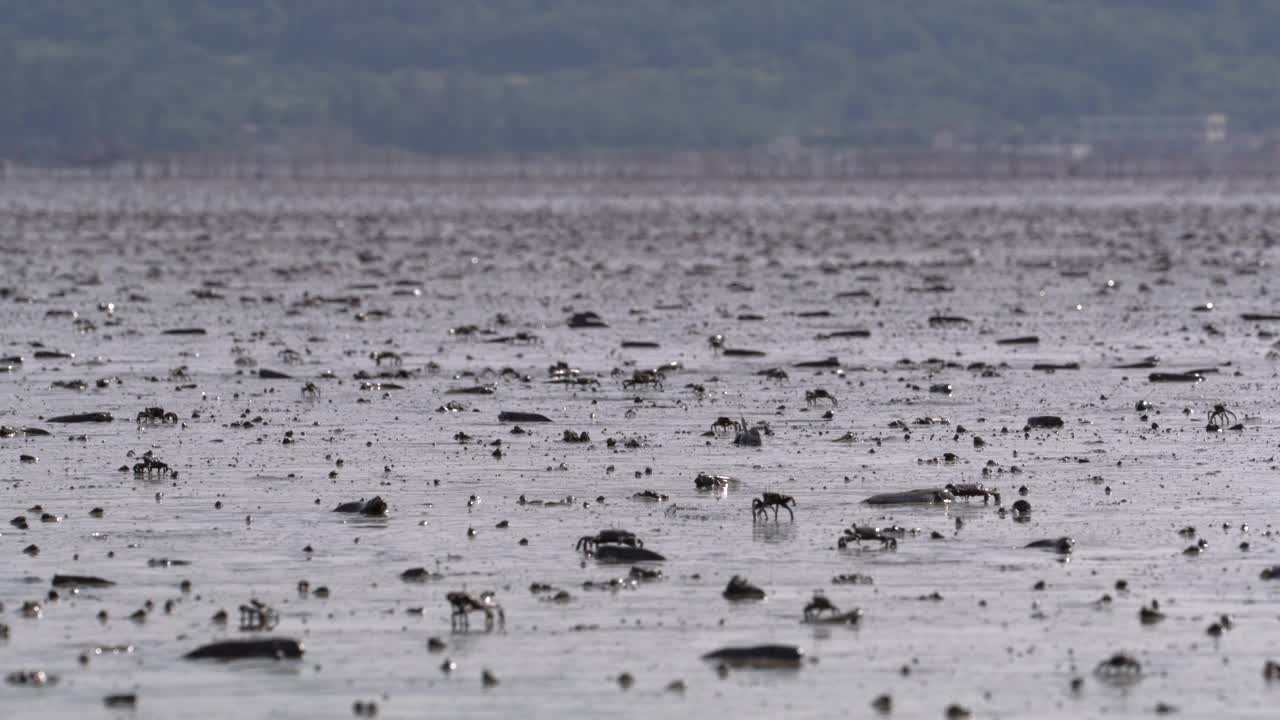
{"left": 751, "top": 521, "right": 799, "bottom": 545}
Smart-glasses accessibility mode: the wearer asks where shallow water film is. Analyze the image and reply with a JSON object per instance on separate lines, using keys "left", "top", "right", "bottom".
{"left": 2, "top": 178, "right": 1280, "bottom": 719}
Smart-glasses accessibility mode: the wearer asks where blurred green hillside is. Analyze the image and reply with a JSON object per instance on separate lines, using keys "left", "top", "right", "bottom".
{"left": 2, "top": 1, "right": 1277, "bottom": 159}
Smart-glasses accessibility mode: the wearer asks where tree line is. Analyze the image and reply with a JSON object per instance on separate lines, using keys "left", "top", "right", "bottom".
{"left": 2, "top": 0, "right": 1278, "bottom": 161}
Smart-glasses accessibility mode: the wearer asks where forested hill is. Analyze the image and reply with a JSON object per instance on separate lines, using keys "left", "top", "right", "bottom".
{"left": 2, "top": 1, "right": 1279, "bottom": 160}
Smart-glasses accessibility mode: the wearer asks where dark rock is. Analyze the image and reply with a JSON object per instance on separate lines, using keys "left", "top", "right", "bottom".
{"left": 1149, "top": 372, "right": 1203, "bottom": 383}
{"left": 400, "top": 567, "right": 442, "bottom": 582}
{"left": 47, "top": 412, "right": 113, "bottom": 423}
{"left": 6, "top": 670, "right": 57, "bottom": 686}
{"left": 793, "top": 356, "right": 840, "bottom": 368}
{"left": 1114, "top": 359, "right": 1159, "bottom": 369}
{"left": 1032, "top": 362, "right": 1080, "bottom": 371}
{"left": 51, "top": 574, "right": 114, "bottom": 588}
{"left": 593, "top": 545, "right": 665, "bottom": 563}
{"left": 863, "top": 488, "right": 953, "bottom": 505}
{"left": 723, "top": 575, "right": 766, "bottom": 600}
{"left": 702, "top": 644, "right": 803, "bottom": 667}
{"left": 498, "top": 411, "right": 552, "bottom": 423}
{"left": 103, "top": 694, "right": 137, "bottom": 708}
{"left": 333, "top": 496, "right": 387, "bottom": 516}
{"left": 567, "top": 311, "right": 608, "bottom": 328}
{"left": 447, "top": 385, "right": 496, "bottom": 395}
{"left": 184, "top": 638, "right": 304, "bottom": 661}
{"left": 1026, "top": 537, "right": 1073, "bottom": 554}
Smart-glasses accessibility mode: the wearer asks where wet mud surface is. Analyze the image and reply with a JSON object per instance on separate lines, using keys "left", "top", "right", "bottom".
{"left": 2, "top": 179, "right": 1280, "bottom": 718}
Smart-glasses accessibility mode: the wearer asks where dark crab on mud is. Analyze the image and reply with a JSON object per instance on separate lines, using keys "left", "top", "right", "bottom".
{"left": 802, "top": 594, "right": 861, "bottom": 625}
{"left": 370, "top": 351, "right": 403, "bottom": 367}
{"left": 632, "top": 490, "right": 669, "bottom": 501}
{"left": 132, "top": 452, "right": 175, "bottom": 478}
{"left": 1094, "top": 653, "right": 1142, "bottom": 682}
{"left": 803, "top": 594, "right": 838, "bottom": 620}
{"left": 136, "top": 406, "right": 178, "bottom": 424}
{"left": 805, "top": 389, "right": 838, "bottom": 407}
{"left": 621, "top": 368, "right": 665, "bottom": 390}
{"left": 752, "top": 492, "right": 796, "bottom": 522}
{"left": 758, "top": 367, "right": 789, "bottom": 381}
{"left": 447, "top": 591, "right": 504, "bottom": 631}
{"left": 838, "top": 525, "right": 899, "bottom": 549}
{"left": 238, "top": 600, "right": 278, "bottom": 631}
{"left": 576, "top": 529, "right": 643, "bottom": 553}
{"left": 1206, "top": 402, "right": 1238, "bottom": 430}
{"left": 710, "top": 416, "right": 744, "bottom": 435}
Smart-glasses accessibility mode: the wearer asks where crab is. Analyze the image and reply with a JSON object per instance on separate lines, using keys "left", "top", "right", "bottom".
{"left": 1206, "top": 403, "right": 1237, "bottom": 430}
{"left": 278, "top": 349, "right": 303, "bottom": 365}
{"left": 694, "top": 472, "right": 736, "bottom": 490}
{"left": 802, "top": 595, "right": 863, "bottom": 624}
{"left": 136, "top": 407, "right": 178, "bottom": 424}
{"left": 548, "top": 361, "right": 580, "bottom": 379}
{"left": 803, "top": 594, "right": 839, "bottom": 621}
{"left": 944, "top": 483, "right": 1001, "bottom": 504}
{"left": 301, "top": 382, "right": 320, "bottom": 399}
{"left": 708, "top": 334, "right": 725, "bottom": 351}
{"left": 632, "top": 490, "right": 669, "bottom": 502}
{"left": 507, "top": 332, "right": 542, "bottom": 345}
{"left": 371, "top": 351, "right": 402, "bottom": 367}
{"left": 576, "top": 530, "right": 643, "bottom": 553}
{"left": 758, "top": 367, "right": 789, "bottom": 381}
{"left": 238, "top": 599, "right": 278, "bottom": 631}
{"left": 1094, "top": 653, "right": 1142, "bottom": 681}
{"left": 752, "top": 492, "right": 796, "bottom": 522}
{"left": 805, "top": 389, "right": 838, "bottom": 407}
{"left": 447, "top": 591, "right": 504, "bottom": 631}
{"left": 132, "top": 453, "right": 173, "bottom": 477}
{"left": 622, "top": 369, "right": 664, "bottom": 390}
{"left": 838, "top": 525, "right": 899, "bottom": 549}
{"left": 710, "top": 417, "right": 744, "bottom": 435}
